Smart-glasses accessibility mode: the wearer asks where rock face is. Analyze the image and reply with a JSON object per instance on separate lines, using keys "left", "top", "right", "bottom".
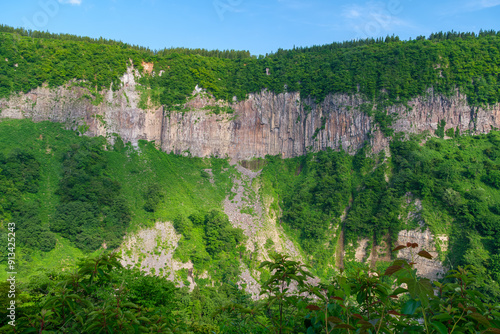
{"left": 0, "top": 67, "right": 165, "bottom": 148}
{"left": 162, "top": 91, "right": 372, "bottom": 159}
{"left": 120, "top": 221, "right": 196, "bottom": 289}
{"left": 2, "top": 68, "right": 500, "bottom": 159}
{"left": 397, "top": 228, "right": 447, "bottom": 280}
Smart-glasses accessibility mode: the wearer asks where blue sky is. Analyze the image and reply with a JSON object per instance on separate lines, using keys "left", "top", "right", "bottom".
{"left": 1, "top": 0, "right": 500, "bottom": 55}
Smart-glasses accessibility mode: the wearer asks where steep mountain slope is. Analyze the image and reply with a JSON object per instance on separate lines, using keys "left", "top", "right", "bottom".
{"left": 1, "top": 27, "right": 500, "bottom": 303}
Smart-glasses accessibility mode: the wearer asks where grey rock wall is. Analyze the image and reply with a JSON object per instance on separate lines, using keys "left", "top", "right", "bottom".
{"left": 2, "top": 68, "right": 500, "bottom": 159}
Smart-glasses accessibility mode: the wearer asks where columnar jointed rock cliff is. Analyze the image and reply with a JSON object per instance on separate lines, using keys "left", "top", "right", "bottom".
{"left": 1, "top": 67, "right": 500, "bottom": 159}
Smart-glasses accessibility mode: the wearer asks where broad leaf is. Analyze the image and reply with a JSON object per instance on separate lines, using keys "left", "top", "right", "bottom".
{"left": 417, "top": 250, "right": 433, "bottom": 259}
{"left": 327, "top": 316, "right": 342, "bottom": 324}
{"left": 392, "top": 287, "right": 408, "bottom": 295}
{"left": 401, "top": 299, "right": 420, "bottom": 315}
{"left": 431, "top": 321, "right": 448, "bottom": 334}
{"left": 392, "top": 245, "right": 406, "bottom": 252}
{"left": 306, "top": 304, "right": 321, "bottom": 311}
{"left": 388, "top": 310, "right": 404, "bottom": 316}
{"left": 468, "top": 312, "right": 491, "bottom": 327}
{"left": 385, "top": 265, "right": 404, "bottom": 276}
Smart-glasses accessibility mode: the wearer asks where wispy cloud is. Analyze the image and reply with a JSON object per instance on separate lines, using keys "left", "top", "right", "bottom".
{"left": 343, "top": 8, "right": 361, "bottom": 19}
{"left": 277, "top": 0, "right": 313, "bottom": 10}
{"left": 341, "top": 1, "right": 414, "bottom": 38}
{"left": 58, "top": 0, "right": 82, "bottom": 5}
{"left": 446, "top": 0, "right": 500, "bottom": 15}
{"left": 478, "top": 0, "right": 500, "bottom": 8}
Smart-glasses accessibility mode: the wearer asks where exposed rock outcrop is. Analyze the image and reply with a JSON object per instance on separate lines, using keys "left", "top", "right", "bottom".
{"left": 0, "top": 67, "right": 164, "bottom": 148}
{"left": 352, "top": 194, "right": 448, "bottom": 279}
{"left": 397, "top": 228, "right": 447, "bottom": 280}
{"left": 2, "top": 68, "right": 500, "bottom": 159}
{"left": 120, "top": 221, "right": 196, "bottom": 289}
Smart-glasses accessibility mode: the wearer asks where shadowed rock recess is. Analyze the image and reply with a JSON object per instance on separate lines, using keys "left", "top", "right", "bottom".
{"left": 2, "top": 66, "right": 500, "bottom": 158}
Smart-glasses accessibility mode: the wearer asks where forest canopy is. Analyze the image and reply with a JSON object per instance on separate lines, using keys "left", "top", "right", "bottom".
{"left": 0, "top": 25, "right": 499, "bottom": 108}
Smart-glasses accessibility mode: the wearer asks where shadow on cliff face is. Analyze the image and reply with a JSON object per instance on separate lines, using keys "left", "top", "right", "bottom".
{"left": 239, "top": 158, "right": 267, "bottom": 171}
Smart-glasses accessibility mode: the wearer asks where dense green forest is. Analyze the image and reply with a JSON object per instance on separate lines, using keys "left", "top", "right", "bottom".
{"left": 259, "top": 130, "right": 500, "bottom": 298}
{"left": 0, "top": 25, "right": 499, "bottom": 108}
{"left": 1, "top": 119, "right": 500, "bottom": 332}
{"left": 0, "top": 24, "right": 252, "bottom": 59}
{"left": 2, "top": 250, "right": 500, "bottom": 333}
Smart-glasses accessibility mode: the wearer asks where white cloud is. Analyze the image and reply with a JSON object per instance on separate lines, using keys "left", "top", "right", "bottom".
{"left": 344, "top": 9, "right": 361, "bottom": 19}
{"left": 479, "top": 0, "right": 500, "bottom": 8}
{"left": 277, "top": 0, "right": 312, "bottom": 10}
{"left": 454, "top": 0, "right": 500, "bottom": 13}
{"left": 58, "top": 0, "right": 82, "bottom": 5}
{"left": 341, "top": 2, "right": 413, "bottom": 39}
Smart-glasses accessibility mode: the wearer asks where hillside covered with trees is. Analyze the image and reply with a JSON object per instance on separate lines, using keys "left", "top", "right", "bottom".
{"left": 1, "top": 25, "right": 499, "bottom": 107}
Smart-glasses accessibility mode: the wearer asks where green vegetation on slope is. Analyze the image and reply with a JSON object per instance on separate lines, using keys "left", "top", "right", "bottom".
{"left": 51, "top": 139, "right": 131, "bottom": 252}
{"left": 388, "top": 131, "right": 500, "bottom": 297}
{"left": 2, "top": 120, "right": 500, "bottom": 301}
{"left": 173, "top": 210, "right": 247, "bottom": 283}
{"left": 0, "top": 119, "right": 236, "bottom": 281}
{"left": 260, "top": 146, "right": 399, "bottom": 279}
{"left": 260, "top": 130, "right": 500, "bottom": 299}
{"left": 0, "top": 149, "right": 57, "bottom": 254}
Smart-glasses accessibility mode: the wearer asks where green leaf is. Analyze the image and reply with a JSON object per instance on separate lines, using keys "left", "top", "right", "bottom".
{"left": 406, "top": 277, "right": 433, "bottom": 304}
{"left": 401, "top": 299, "right": 420, "bottom": 315}
{"left": 122, "top": 302, "right": 139, "bottom": 309}
{"left": 431, "top": 321, "right": 448, "bottom": 334}
{"left": 468, "top": 312, "right": 491, "bottom": 327}
{"left": 259, "top": 261, "right": 271, "bottom": 268}
{"left": 392, "top": 287, "right": 408, "bottom": 295}
{"left": 392, "top": 259, "right": 407, "bottom": 267}
{"left": 432, "top": 313, "right": 453, "bottom": 321}
{"left": 327, "top": 316, "right": 342, "bottom": 324}
{"left": 356, "top": 290, "right": 367, "bottom": 304}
